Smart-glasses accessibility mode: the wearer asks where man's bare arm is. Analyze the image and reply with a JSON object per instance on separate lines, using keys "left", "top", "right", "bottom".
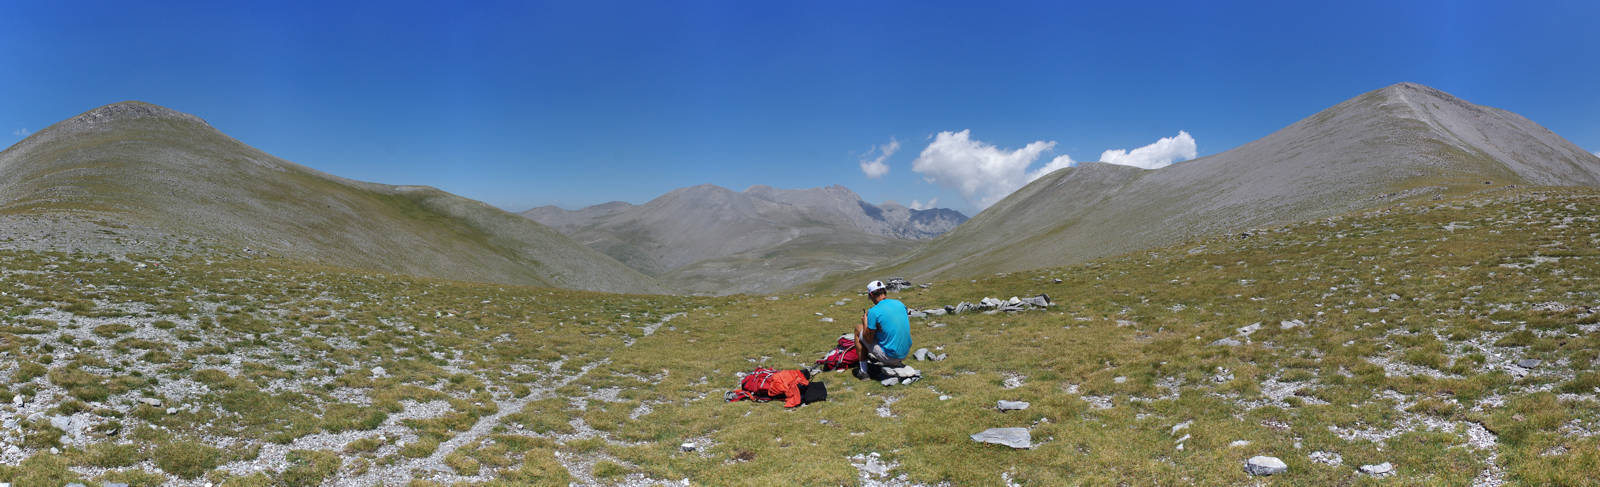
{"left": 856, "top": 310, "right": 873, "bottom": 356}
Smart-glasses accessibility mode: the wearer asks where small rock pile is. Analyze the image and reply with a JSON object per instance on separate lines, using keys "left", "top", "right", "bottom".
{"left": 883, "top": 277, "right": 915, "bottom": 292}
{"left": 913, "top": 294, "right": 1052, "bottom": 318}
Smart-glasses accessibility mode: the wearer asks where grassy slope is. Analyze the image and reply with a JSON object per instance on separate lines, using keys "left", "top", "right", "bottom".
{"left": 0, "top": 102, "right": 663, "bottom": 295}
{"left": 822, "top": 84, "right": 1600, "bottom": 293}
{"left": 3, "top": 187, "right": 1600, "bottom": 485}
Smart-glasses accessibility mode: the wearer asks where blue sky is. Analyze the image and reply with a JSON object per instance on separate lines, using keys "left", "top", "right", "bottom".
{"left": 2, "top": 1, "right": 1597, "bottom": 215}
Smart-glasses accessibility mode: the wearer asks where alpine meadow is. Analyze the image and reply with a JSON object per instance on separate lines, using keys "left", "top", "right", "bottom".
{"left": 3, "top": 3, "right": 1600, "bottom": 486}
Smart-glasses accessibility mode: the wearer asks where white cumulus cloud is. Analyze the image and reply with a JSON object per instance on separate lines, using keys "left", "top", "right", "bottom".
{"left": 907, "top": 198, "right": 939, "bottom": 210}
{"left": 11, "top": 128, "right": 29, "bottom": 137}
{"left": 1097, "top": 131, "right": 1197, "bottom": 169}
{"left": 859, "top": 138, "right": 900, "bottom": 179}
{"left": 911, "top": 130, "right": 1063, "bottom": 209}
{"left": 911, "top": 129, "right": 1199, "bottom": 209}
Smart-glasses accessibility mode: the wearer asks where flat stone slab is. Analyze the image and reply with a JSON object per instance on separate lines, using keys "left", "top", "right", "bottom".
{"left": 1516, "top": 358, "right": 1541, "bottom": 368}
{"left": 997, "top": 400, "right": 1030, "bottom": 411}
{"left": 1360, "top": 462, "right": 1394, "bottom": 475}
{"left": 971, "top": 427, "right": 1031, "bottom": 449}
{"left": 1244, "top": 456, "right": 1288, "bottom": 476}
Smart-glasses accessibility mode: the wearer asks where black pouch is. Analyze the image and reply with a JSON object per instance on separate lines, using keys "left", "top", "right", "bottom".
{"left": 800, "top": 381, "right": 827, "bottom": 404}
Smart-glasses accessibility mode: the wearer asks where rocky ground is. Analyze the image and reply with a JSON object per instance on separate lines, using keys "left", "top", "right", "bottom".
{"left": 2, "top": 188, "right": 1599, "bottom": 485}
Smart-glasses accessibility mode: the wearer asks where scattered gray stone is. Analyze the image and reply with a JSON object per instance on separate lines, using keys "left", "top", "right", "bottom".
{"left": 851, "top": 452, "right": 893, "bottom": 477}
{"left": 1211, "top": 337, "right": 1243, "bottom": 347}
{"left": 885, "top": 278, "right": 913, "bottom": 291}
{"left": 1244, "top": 456, "right": 1288, "bottom": 476}
{"left": 1516, "top": 358, "right": 1541, "bottom": 368}
{"left": 166, "top": 407, "right": 178, "bottom": 415}
{"left": 370, "top": 366, "right": 387, "bottom": 378}
{"left": 1237, "top": 322, "right": 1262, "bottom": 335}
{"left": 1280, "top": 319, "right": 1305, "bottom": 330}
{"left": 931, "top": 353, "right": 947, "bottom": 361}
{"left": 11, "top": 395, "right": 21, "bottom": 406}
{"left": 913, "top": 348, "right": 930, "bottom": 361}
{"left": 997, "top": 400, "right": 1030, "bottom": 411}
{"left": 1309, "top": 450, "right": 1342, "bottom": 466}
{"left": 680, "top": 442, "right": 696, "bottom": 452}
{"left": 138, "top": 397, "right": 162, "bottom": 407}
{"left": 1170, "top": 420, "right": 1192, "bottom": 435}
{"left": 1053, "top": 278, "right": 1063, "bottom": 284}
{"left": 970, "top": 427, "right": 1031, "bottom": 449}
{"left": 102, "top": 484, "right": 129, "bottom": 487}
{"left": 1360, "top": 462, "right": 1394, "bottom": 476}
{"left": 65, "top": 484, "right": 85, "bottom": 487}
{"left": 1229, "top": 440, "right": 1251, "bottom": 448}
{"left": 820, "top": 317, "right": 835, "bottom": 323}
{"left": 924, "top": 308, "right": 947, "bottom": 316}
{"left": 909, "top": 310, "right": 927, "bottom": 319}
{"left": 939, "top": 395, "right": 951, "bottom": 401}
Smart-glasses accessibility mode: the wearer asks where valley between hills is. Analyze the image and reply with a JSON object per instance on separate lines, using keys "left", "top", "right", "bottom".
{"left": 0, "top": 82, "right": 1598, "bottom": 486}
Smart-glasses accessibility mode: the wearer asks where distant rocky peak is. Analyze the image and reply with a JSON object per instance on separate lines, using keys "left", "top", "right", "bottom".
{"left": 70, "top": 101, "right": 211, "bottom": 129}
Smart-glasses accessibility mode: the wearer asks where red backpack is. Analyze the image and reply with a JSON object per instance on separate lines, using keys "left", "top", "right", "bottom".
{"left": 726, "top": 367, "right": 779, "bottom": 402}
{"left": 815, "top": 334, "right": 859, "bottom": 371}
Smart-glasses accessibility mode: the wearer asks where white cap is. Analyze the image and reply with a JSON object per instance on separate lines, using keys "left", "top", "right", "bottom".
{"left": 866, "top": 280, "right": 886, "bottom": 293}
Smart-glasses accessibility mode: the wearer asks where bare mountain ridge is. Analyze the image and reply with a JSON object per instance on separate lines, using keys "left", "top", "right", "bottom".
{"left": 841, "top": 82, "right": 1600, "bottom": 286}
{"left": 522, "top": 183, "right": 967, "bottom": 294}
{"left": 0, "top": 101, "right": 665, "bottom": 294}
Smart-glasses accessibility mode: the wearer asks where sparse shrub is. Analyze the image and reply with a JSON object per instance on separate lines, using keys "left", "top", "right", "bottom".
{"left": 399, "top": 437, "right": 440, "bottom": 458}
{"left": 48, "top": 366, "right": 110, "bottom": 401}
{"left": 1560, "top": 372, "right": 1600, "bottom": 394}
{"left": 93, "top": 323, "right": 135, "bottom": 337}
{"left": 8, "top": 453, "right": 79, "bottom": 486}
{"left": 152, "top": 440, "right": 224, "bottom": 479}
{"left": 78, "top": 442, "right": 144, "bottom": 468}
{"left": 321, "top": 403, "right": 387, "bottom": 432}
{"left": 94, "top": 468, "right": 167, "bottom": 487}
{"left": 345, "top": 437, "right": 383, "bottom": 454}
{"left": 55, "top": 399, "right": 89, "bottom": 415}
{"left": 23, "top": 421, "right": 65, "bottom": 449}
{"left": 592, "top": 460, "right": 629, "bottom": 478}
{"left": 1406, "top": 397, "right": 1459, "bottom": 418}
{"left": 15, "top": 361, "right": 47, "bottom": 381}
{"left": 1495, "top": 330, "right": 1535, "bottom": 347}
{"left": 279, "top": 449, "right": 340, "bottom": 487}
{"left": 444, "top": 451, "right": 481, "bottom": 475}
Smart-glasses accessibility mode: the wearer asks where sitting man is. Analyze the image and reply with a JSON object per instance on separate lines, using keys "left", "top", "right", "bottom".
{"left": 855, "top": 280, "right": 919, "bottom": 384}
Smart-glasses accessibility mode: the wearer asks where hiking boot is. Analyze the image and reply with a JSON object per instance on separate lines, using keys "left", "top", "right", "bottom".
{"left": 852, "top": 367, "right": 867, "bottom": 380}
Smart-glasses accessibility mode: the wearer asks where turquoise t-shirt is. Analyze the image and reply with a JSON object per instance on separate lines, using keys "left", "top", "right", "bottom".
{"left": 867, "top": 298, "right": 912, "bottom": 359}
